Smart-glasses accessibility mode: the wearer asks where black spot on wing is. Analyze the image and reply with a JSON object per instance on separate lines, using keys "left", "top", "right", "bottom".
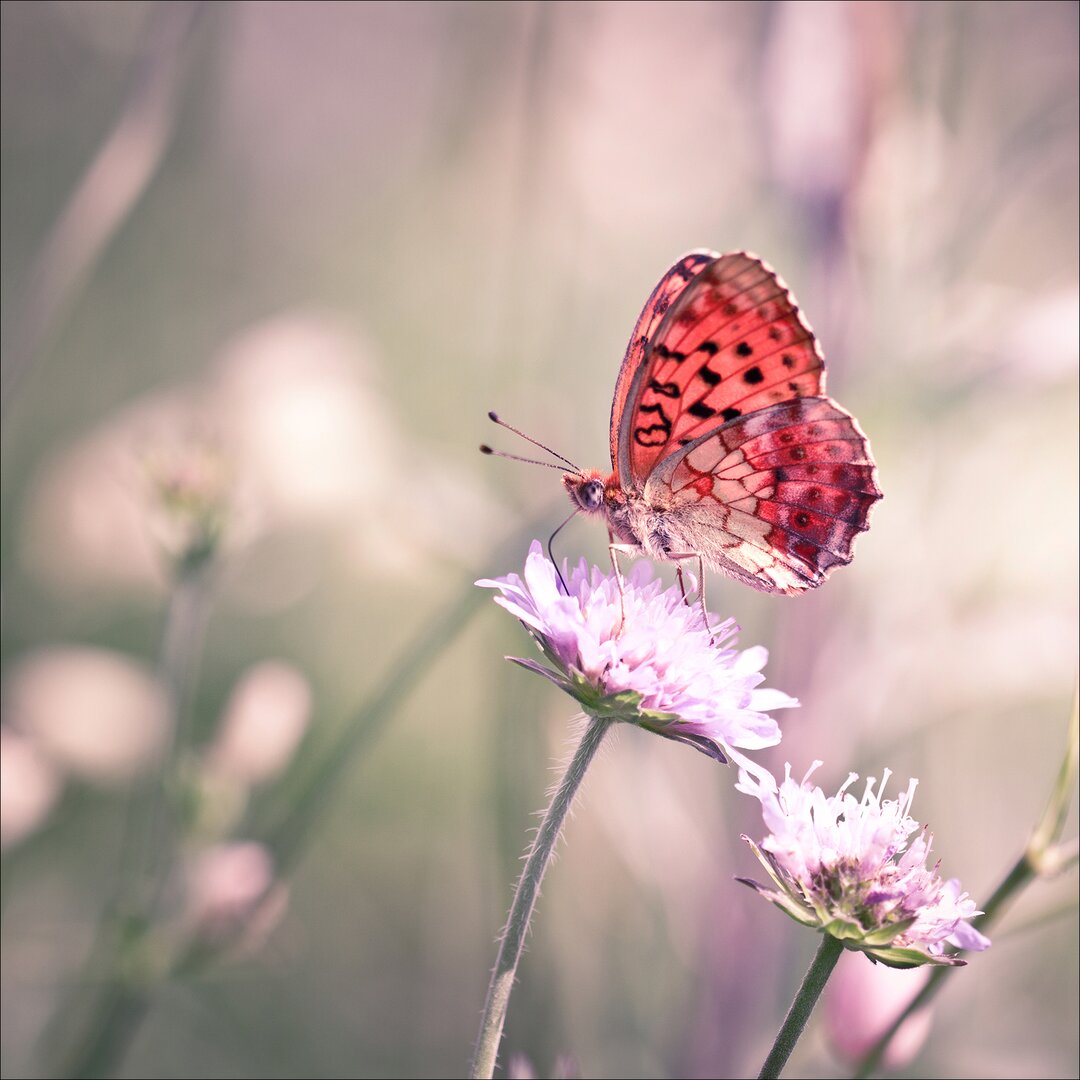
{"left": 653, "top": 343, "right": 687, "bottom": 362}
{"left": 634, "top": 402, "right": 672, "bottom": 446}
{"left": 648, "top": 379, "right": 680, "bottom": 398}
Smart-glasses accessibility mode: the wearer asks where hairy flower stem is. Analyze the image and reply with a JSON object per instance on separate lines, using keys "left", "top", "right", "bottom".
{"left": 758, "top": 933, "right": 844, "bottom": 1079}
{"left": 469, "top": 716, "right": 611, "bottom": 1079}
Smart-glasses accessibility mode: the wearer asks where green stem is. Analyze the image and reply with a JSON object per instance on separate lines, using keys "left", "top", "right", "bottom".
{"left": 45, "top": 569, "right": 213, "bottom": 1079}
{"left": 469, "top": 716, "right": 611, "bottom": 1079}
{"left": 758, "top": 933, "right": 844, "bottom": 1079}
{"left": 127, "top": 568, "right": 212, "bottom": 900}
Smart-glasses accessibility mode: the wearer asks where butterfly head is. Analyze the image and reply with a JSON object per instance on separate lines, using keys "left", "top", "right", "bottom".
{"left": 564, "top": 469, "right": 617, "bottom": 517}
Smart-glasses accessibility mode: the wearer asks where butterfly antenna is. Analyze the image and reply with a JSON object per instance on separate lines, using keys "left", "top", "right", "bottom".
{"left": 547, "top": 508, "right": 579, "bottom": 595}
{"left": 485, "top": 411, "right": 581, "bottom": 473}
{"left": 479, "top": 445, "right": 568, "bottom": 471}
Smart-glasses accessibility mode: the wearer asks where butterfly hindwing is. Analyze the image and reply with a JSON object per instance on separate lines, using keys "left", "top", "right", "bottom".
{"left": 617, "top": 252, "right": 825, "bottom": 488}
{"left": 643, "top": 397, "right": 881, "bottom": 594}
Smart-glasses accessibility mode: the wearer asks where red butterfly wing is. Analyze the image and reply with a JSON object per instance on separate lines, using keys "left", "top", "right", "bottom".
{"left": 608, "top": 251, "right": 717, "bottom": 484}
{"left": 614, "top": 252, "right": 825, "bottom": 488}
{"left": 645, "top": 397, "right": 882, "bottom": 594}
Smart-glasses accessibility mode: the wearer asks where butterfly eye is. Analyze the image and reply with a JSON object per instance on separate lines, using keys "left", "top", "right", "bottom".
{"left": 582, "top": 479, "right": 605, "bottom": 511}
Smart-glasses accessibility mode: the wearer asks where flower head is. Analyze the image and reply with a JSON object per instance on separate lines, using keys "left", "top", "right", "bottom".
{"left": 737, "top": 762, "right": 991, "bottom": 967}
{"left": 476, "top": 542, "right": 797, "bottom": 763}
{"left": 143, "top": 437, "right": 230, "bottom": 576}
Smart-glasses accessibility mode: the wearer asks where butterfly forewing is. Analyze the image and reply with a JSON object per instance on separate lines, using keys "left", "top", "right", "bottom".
{"left": 609, "top": 251, "right": 719, "bottom": 484}
{"left": 617, "top": 252, "right": 825, "bottom": 488}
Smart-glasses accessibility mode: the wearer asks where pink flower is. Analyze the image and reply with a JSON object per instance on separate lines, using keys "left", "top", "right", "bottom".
{"left": 477, "top": 542, "right": 797, "bottom": 764}
{"left": 737, "top": 762, "right": 991, "bottom": 967}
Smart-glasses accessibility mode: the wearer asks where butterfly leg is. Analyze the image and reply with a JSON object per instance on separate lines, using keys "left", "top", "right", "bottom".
{"left": 670, "top": 553, "right": 713, "bottom": 643}
{"left": 608, "top": 539, "right": 638, "bottom": 634}
{"left": 675, "top": 564, "right": 691, "bottom": 603}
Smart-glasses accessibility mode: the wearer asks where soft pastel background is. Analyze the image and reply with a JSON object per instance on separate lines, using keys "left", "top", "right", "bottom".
{"left": 2, "top": 3, "right": 1077, "bottom": 1078}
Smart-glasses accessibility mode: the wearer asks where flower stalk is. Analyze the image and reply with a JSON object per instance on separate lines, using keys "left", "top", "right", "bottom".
{"left": 758, "top": 933, "right": 844, "bottom": 1079}
{"left": 469, "top": 716, "right": 612, "bottom": 1079}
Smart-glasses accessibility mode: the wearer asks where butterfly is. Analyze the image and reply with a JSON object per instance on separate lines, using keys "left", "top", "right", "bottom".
{"left": 489, "top": 251, "right": 882, "bottom": 596}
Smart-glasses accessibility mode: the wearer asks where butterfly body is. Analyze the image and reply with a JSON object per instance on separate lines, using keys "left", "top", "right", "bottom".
{"left": 566, "top": 250, "right": 882, "bottom": 596}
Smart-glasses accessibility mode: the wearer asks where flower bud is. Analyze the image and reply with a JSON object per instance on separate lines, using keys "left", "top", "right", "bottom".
{"left": 185, "top": 841, "right": 287, "bottom": 953}
{"left": 4, "top": 646, "right": 169, "bottom": 785}
{"left": 205, "top": 661, "right": 311, "bottom": 786}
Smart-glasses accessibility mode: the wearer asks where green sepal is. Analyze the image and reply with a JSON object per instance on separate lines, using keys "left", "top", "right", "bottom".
{"left": 507, "top": 656, "right": 573, "bottom": 692}
{"left": 863, "top": 945, "right": 965, "bottom": 969}
{"left": 507, "top": 657, "right": 648, "bottom": 721}
{"left": 507, "top": 639, "right": 728, "bottom": 760}
{"left": 736, "top": 878, "right": 820, "bottom": 928}
{"left": 742, "top": 837, "right": 799, "bottom": 896}
{"left": 822, "top": 917, "right": 867, "bottom": 943}
{"left": 861, "top": 915, "right": 919, "bottom": 947}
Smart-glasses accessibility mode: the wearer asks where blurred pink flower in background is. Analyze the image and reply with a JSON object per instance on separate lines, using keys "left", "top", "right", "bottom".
{"left": 213, "top": 311, "right": 502, "bottom": 572}
{"left": 824, "top": 948, "right": 933, "bottom": 1069}
{"left": 213, "top": 313, "right": 391, "bottom": 525}
{"left": 143, "top": 435, "right": 231, "bottom": 573}
{"left": 20, "top": 392, "right": 206, "bottom": 594}
{"left": 3, "top": 646, "right": 170, "bottom": 785}
{"left": 0, "top": 727, "right": 62, "bottom": 849}
{"left": 184, "top": 841, "right": 288, "bottom": 954}
{"left": 506, "top": 1052, "right": 577, "bottom": 1080}
{"left": 205, "top": 660, "right": 312, "bottom": 786}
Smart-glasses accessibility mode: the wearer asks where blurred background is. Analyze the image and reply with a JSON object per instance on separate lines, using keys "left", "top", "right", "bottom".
{"left": 2, "top": 2, "right": 1077, "bottom": 1078}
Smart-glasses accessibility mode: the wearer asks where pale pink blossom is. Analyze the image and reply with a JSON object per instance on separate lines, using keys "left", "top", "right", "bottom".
{"left": 738, "top": 762, "right": 990, "bottom": 966}
{"left": 478, "top": 542, "right": 797, "bottom": 764}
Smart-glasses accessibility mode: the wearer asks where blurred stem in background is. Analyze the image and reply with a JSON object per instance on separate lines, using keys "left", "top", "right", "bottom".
{"left": 249, "top": 560, "right": 491, "bottom": 876}
{"left": 853, "top": 688, "right": 1079, "bottom": 1079}
{"left": 0, "top": 1, "right": 204, "bottom": 418}
{"left": 45, "top": 559, "right": 215, "bottom": 1080}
